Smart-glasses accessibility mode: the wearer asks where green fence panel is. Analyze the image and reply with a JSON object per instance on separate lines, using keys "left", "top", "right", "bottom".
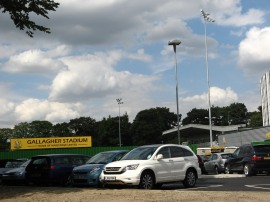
{"left": 0, "top": 144, "right": 198, "bottom": 160}
{"left": 0, "top": 146, "right": 136, "bottom": 160}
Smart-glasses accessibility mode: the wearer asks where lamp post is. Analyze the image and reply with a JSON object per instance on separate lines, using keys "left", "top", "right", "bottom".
{"left": 116, "top": 98, "right": 123, "bottom": 147}
{"left": 201, "top": 9, "right": 215, "bottom": 147}
{"left": 168, "top": 39, "right": 181, "bottom": 145}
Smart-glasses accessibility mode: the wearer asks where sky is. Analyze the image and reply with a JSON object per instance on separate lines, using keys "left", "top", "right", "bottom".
{"left": 0, "top": 0, "right": 270, "bottom": 128}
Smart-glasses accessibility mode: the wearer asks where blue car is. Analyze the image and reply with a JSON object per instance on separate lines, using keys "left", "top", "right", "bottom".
{"left": 71, "top": 150, "right": 128, "bottom": 186}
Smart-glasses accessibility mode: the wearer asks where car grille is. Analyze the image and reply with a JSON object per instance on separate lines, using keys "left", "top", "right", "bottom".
{"left": 73, "top": 171, "right": 88, "bottom": 175}
{"left": 104, "top": 167, "right": 124, "bottom": 175}
{"left": 105, "top": 167, "right": 121, "bottom": 172}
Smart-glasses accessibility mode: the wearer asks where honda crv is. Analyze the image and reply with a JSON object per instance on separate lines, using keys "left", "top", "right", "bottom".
{"left": 99, "top": 144, "right": 201, "bottom": 189}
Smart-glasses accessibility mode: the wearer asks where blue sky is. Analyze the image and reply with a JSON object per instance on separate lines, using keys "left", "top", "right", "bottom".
{"left": 0, "top": 0, "right": 270, "bottom": 128}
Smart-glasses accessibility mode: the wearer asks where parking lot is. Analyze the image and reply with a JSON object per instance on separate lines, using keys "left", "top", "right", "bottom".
{"left": 0, "top": 174, "right": 270, "bottom": 202}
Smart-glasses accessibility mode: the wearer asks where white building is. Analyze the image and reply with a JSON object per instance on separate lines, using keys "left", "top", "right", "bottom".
{"left": 260, "top": 71, "right": 270, "bottom": 126}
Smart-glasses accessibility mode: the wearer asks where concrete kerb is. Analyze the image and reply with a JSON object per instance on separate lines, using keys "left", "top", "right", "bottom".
{"left": 200, "top": 174, "right": 245, "bottom": 179}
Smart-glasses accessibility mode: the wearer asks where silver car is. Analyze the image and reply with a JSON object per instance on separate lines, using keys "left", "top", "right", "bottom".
{"left": 204, "top": 153, "right": 233, "bottom": 174}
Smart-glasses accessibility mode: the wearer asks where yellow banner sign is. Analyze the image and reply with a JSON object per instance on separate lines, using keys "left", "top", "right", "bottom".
{"left": 10, "top": 136, "right": 92, "bottom": 150}
{"left": 266, "top": 133, "right": 270, "bottom": 139}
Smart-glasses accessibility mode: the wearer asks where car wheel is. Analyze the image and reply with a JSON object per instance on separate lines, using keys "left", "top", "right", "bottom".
{"left": 139, "top": 171, "right": 155, "bottom": 189}
{"left": 225, "top": 164, "right": 232, "bottom": 174}
{"left": 183, "top": 169, "right": 196, "bottom": 188}
{"left": 64, "top": 175, "right": 73, "bottom": 187}
{"left": 214, "top": 166, "right": 220, "bottom": 174}
{"left": 244, "top": 164, "right": 253, "bottom": 176}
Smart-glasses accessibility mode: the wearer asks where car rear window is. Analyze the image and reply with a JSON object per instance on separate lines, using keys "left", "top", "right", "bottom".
{"left": 254, "top": 145, "right": 270, "bottom": 154}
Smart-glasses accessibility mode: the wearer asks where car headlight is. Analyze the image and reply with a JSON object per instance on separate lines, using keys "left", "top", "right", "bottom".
{"left": 123, "top": 164, "right": 139, "bottom": 172}
{"left": 90, "top": 167, "right": 101, "bottom": 173}
{"left": 15, "top": 171, "right": 24, "bottom": 176}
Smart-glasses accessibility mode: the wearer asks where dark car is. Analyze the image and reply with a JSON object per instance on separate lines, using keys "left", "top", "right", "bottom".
{"left": 25, "top": 154, "right": 90, "bottom": 186}
{"left": 196, "top": 155, "right": 207, "bottom": 174}
{"left": 2, "top": 159, "right": 31, "bottom": 185}
{"left": 72, "top": 150, "right": 128, "bottom": 186}
{"left": 204, "top": 153, "right": 233, "bottom": 174}
{"left": 224, "top": 144, "right": 270, "bottom": 176}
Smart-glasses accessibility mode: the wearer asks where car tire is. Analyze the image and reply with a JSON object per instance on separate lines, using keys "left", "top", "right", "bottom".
{"left": 139, "top": 171, "right": 155, "bottom": 189}
{"left": 64, "top": 175, "right": 73, "bottom": 187}
{"left": 225, "top": 164, "right": 232, "bottom": 174}
{"left": 183, "top": 169, "right": 196, "bottom": 188}
{"left": 244, "top": 164, "right": 253, "bottom": 176}
{"left": 214, "top": 166, "right": 220, "bottom": 174}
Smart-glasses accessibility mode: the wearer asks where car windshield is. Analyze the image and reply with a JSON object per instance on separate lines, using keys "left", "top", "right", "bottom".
{"left": 86, "top": 152, "right": 116, "bottom": 164}
{"left": 20, "top": 160, "right": 31, "bottom": 167}
{"left": 121, "top": 146, "right": 159, "bottom": 160}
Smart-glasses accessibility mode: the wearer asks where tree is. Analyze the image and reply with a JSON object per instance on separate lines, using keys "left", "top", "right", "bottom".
{"left": 182, "top": 108, "right": 208, "bottom": 125}
{"left": 0, "top": 128, "right": 13, "bottom": 151}
{"left": 13, "top": 122, "right": 32, "bottom": 138}
{"left": 248, "top": 106, "right": 263, "bottom": 127}
{"left": 28, "top": 120, "right": 53, "bottom": 137}
{"left": 0, "top": 0, "right": 59, "bottom": 37}
{"left": 68, "top": 117, "right": 97, "bottom": 145}
{"left": 51, "top": 122, "right": 73, "bottom": 137}
{"left": 131, "top": 107, "right": 177, "bottom": 145}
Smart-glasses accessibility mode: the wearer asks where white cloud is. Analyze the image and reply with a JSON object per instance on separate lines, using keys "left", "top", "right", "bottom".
{"left": 49, "top": 51, "right": 158, "bottom": 102}
{"left": 180, "top": 86, "right": 238, "bottom": 116}
{"left": 2, "top": 46, "right": 69, "bottom": 75}
{"left": 127, "top": 49, "right": 152, "bottom": 62}
{"left": 15, "top": 99, "right": 81, "bottom": 123}
{"left": 238, "top": 27, "right": 270, "bottom": 77}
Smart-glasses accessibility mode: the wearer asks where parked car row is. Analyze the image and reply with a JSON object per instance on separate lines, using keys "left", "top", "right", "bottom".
{"left": 0, "top": 144, "right": 202, "bottom": 189}
{"left": 1, "top": 143, "right": 269, "bottom": 189}
{"left": 197, "top": 143, "right": 270, "bottom": 176}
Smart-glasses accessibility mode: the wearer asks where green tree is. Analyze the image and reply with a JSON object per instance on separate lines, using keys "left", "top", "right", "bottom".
{"left": 228, "top": 103, "right": 248, "bottom": 125}
{"left": 13, "top": 122, "right": 32, "bottom": 138}
{"left": 0, "top": 128, "right": 13, "bottom": 150}
{"left": 68, "top": 117, "right": 97, "bottom": 145}
{"left": 97, "top": 113, "right": 132, "bottom": 147}
{"left": 248, "top": 106, "right": 263, "bottom": 127}
{"left": 131, "top": 107, "right": 177, "bottom": 145}
{"left": 0, "top": 0, "right": 59, "bottom": 37}
{"left": 51, "top": 122, "right": 73, "bottom": 137}
{"left": 29, "top": 120, "right": 53, "bottom": 137}
{"left": 182, "top": 108, "right": 208, "bottom": 125}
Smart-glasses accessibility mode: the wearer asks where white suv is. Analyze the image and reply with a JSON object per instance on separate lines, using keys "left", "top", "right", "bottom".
{"left": 99, "top": 144, "right": 201, "bottom": 189}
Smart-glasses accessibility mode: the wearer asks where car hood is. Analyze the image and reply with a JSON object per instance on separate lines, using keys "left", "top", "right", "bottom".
{"left": 4, "top": 167, "right": 25, "bottom": 174}
{"left": 105, "top": 160, "right": 144, "bottom": 168}
{"left": 73, "top": 164, "right": 105, "bottom": 172}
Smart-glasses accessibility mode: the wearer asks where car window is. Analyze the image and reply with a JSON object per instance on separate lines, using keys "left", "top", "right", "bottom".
{"left": 112, "top": 152, "right": 126, "bottom": 161}
{"left": 157, "top": 147, "right": 171, "bottom": 159}
{"left": 221, "top": 153, "right": 232, "bottom": 159}
{"left": 212, "top": 154, "right": 218, "bottom": 160}
{"left": 54, "top": 157, "right": 69, "bottom": 165}
{"left": 31, "top": 158, "right": 49, "bottom": 168}
{"left": 244, "top": 146, "right": 253, "bottom": 155}
{"left": 182, "top": 148, "right": 194, "bottom": 157}
{"left": 170, "top": 146, "right": 184, "bottom": 158}
{"left": 254, "top": 145, "right": 270, "bottom": 154}
{"left": 233, "top": 148, "right": 240, "bottom": 157}
{"left": 71, "top": 156, "right": 83, "bottom": 165}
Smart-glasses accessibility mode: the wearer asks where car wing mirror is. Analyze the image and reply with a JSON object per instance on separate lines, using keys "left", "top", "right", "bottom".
{"left": 156, "top": 154, "right": 163, "bottom": 160}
